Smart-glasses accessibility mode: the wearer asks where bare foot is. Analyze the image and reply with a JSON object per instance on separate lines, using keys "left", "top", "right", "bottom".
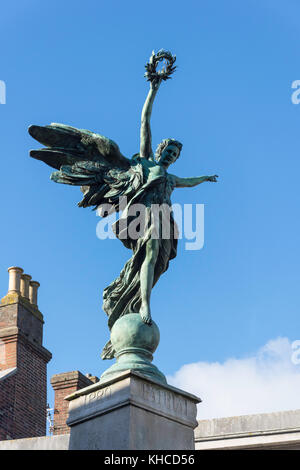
{"left": 140, "top": 303, "right": 152, "bottom": 325}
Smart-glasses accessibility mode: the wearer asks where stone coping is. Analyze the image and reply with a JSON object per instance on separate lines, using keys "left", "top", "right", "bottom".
{"left": 0, "top": 367, "right": 17, "bottom": 382}
{"left": 195, "top": 409, "right": 300, "bottom": 441}
{"left": 65, "top": 369, "right": 201, "bottom": 404}
{"left": 0, "top": 434, "right": 70, "bottom": 451}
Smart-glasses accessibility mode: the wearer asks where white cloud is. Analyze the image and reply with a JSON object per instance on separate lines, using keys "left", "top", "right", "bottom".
{"left": 167, "top": 337, "right": 300, "bottom": 419}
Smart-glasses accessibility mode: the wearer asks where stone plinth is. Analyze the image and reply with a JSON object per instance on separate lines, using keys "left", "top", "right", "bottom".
{"left": 65, "top": 370, "right": 201, "bottom": 450}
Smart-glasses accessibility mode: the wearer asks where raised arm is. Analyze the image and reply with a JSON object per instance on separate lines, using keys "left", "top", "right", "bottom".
{"left": 173, "top": 174, "right": 218, "bottom": 188}
{"left": 140, "top": 49, "right": 177, "bottom": 160}
{"left": 140, "top": 79, "right": 161, "bottom": 160}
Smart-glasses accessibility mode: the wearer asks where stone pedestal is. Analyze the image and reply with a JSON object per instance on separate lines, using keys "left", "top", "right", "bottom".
{"left": 65, "top": 370, "right": 201, "bottom": 450}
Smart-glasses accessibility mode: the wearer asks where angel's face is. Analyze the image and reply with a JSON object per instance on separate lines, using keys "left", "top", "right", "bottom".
{"left": 160, "top": 145, "right": 180, "bottom": 167}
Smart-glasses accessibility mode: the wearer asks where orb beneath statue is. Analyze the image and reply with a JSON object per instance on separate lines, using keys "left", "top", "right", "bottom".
{"left": 100, "top": 313, "right": 166, "bottom": 384}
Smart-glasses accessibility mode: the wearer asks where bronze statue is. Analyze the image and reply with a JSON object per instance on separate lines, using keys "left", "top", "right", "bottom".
{"left": 28, "top": 50, "right": 218, "bottom": 361}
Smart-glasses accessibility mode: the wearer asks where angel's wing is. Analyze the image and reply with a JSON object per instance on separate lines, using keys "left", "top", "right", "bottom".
{"left": 29, "top": 123, "right": 130, "bottom": 170}
{"left": 28, "top": 123, "right": 143, "bottom": 213}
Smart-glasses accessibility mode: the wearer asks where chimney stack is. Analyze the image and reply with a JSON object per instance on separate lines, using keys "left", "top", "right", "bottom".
{"left": 2, "top": 268, "right": 41, "bottom": 309}
{"left": 51, "top": 372, "right": 99, "bottom": 435}
{"left": 7, "top": 267, "right": 23, "bottom": 295}
{"left": 0, "top": 266, "right": 52, "bottom": 440}
{"left": 29, "top": 281, "right": 40, "bottom": 308}
{"left": 20, "top": 274, "right": 32, "bottom": 300}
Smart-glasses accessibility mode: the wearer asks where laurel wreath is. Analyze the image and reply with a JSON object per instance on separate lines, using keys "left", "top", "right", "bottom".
{"left": 144, "top": 49, "right": 177, "bottom": 82}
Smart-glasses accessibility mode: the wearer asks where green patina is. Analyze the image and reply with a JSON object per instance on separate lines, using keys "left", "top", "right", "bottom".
{"left": 28, "top": 50, "right": 218, "bottom": 382}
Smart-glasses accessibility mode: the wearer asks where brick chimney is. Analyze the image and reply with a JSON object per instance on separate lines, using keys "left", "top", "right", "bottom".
{"left": 51, "top": 371, "right": 99, "bottom": 435}
{"left": 0, "top": 267, "right": 52, "bottom": 440}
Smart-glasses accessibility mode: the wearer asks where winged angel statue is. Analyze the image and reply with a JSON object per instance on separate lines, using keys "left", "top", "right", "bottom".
{"left": 29, "top": 50, "right": 218, "bottom": 360}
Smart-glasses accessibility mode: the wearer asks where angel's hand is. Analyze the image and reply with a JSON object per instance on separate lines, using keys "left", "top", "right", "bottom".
{"left": 150, "top": 77, "right": 162, "bottom": 91}
{"left": 206, "top": 175, "right": 219, "bottom": 182}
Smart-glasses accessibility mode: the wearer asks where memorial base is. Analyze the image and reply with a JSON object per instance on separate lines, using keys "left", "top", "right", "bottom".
{"left": 66, "top": 370, "right": 201, "bottom": 450}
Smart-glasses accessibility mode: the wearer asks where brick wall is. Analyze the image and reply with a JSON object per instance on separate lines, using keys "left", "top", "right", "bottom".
{"left": 14, "top": 337, "right": 50, "bottom": 437}
{"left": 0, "top": 268, "right": 100, "bottom": 441}
{"left": 51, "top": 371, "right": 98, "bottom": 435}
{"left": 0, "top": 372, "right": 16, "bottom": 440}
{"left": 0, "top": 296, "right": 52, "bottom": 440}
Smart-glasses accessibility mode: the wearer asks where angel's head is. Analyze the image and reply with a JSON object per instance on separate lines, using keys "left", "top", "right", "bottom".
{"left": 155, "top": 139, "right": 182, "bottom": 167}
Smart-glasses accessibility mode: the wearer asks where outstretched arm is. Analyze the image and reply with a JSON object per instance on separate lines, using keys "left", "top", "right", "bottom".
{"left": 173, "top": 174, "right": 218, "bottom": 188}
{"left": 140, "top": 79, "right": 162, "bottom": 160}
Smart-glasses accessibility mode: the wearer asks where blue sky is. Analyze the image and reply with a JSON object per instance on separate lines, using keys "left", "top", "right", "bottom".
{"left": 0, "top": 0, "right": 300, "bottom": 416}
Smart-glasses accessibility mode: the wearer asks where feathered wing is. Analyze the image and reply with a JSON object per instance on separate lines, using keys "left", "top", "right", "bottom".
{"left": 28, "top": 123, "right": 143, "bottom": 212}
{"left": 29, "top": 123, "right": 147, "bottom": 361}
{"left": 29, "top": 123, "right": 130, "bottom": 169}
